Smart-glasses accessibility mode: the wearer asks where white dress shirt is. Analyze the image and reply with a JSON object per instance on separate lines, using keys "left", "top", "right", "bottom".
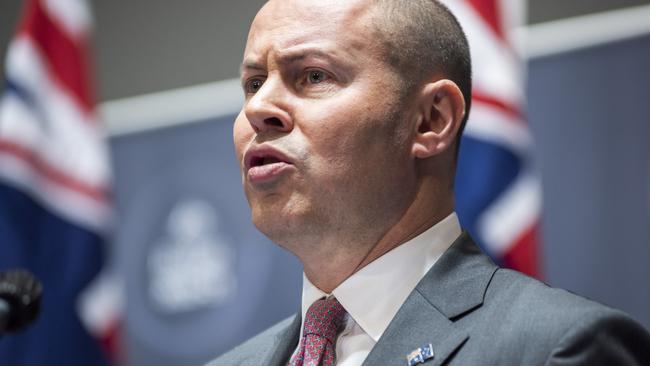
{"left": 293, "top": 212, "right": 462, "bottom": 365}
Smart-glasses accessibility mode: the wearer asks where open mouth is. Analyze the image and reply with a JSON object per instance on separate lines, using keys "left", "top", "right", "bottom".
{"left": 244, "top": 146, "right": 293, "bottom": 172}
{"left": 244, "top": 148, "right": 294, "bottom": 183}
{"left": 250, "top": 156, "right": 283, "bottom": 167}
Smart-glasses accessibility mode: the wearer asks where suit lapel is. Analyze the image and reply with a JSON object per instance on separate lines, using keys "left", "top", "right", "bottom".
{"left": 361, "top": 289, "right": 468, "bottom": 366}
{"left": 362, "top": 232, "right": 498, "bottom": 366}
{"left": 264, "top": 312, "right": 301, "bottom": 366}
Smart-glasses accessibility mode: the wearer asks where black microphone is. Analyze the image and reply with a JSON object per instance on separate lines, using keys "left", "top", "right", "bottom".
{"left": 0, "top": 270, "right": 42, "bottom": 334}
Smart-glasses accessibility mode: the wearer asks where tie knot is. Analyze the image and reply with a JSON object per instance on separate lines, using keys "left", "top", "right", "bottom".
{"left": 303, "top": 297, "right": 347, "bottom": 343}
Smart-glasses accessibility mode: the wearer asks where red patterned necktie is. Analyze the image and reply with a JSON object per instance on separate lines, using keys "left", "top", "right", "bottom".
{"left": 288, "top": 297, "right": 347, "bottom": 366}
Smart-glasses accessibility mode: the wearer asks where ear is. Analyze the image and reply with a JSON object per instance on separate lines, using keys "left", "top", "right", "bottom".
{"left": 412, "top": 79, "right": 466, "bottom": 159}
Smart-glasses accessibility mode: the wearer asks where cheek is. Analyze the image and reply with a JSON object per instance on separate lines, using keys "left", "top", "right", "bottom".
{"left": 301, "top": 119, "right": 362, "bottom": 173}
{"left": 303, "top": 118, "right": 391, "bottom": 181}
{"left": 308, "top": 103, "right": 400, "bottom": 156}
{"left": 323, "top": 121, "right": 409, "bottom": 188}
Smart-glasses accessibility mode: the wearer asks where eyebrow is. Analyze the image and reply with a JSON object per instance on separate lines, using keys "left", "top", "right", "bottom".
{"left": 240, "top": 47, "right": 344, "bottom": 76}
{"left": 277, "top": 48, "right": 337, "bottom": 65}
{"left": 240, "top": 61, "right": 265, "bottom": 75}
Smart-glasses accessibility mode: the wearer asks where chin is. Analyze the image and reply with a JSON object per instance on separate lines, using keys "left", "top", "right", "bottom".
{"left": 253, "top": 204, "right": 324, "bottom": 254}
{"left": 251, "top": 205, "right": 297, "bottom": 240}
{"left": 247, "top": 188, "right": 323, "bottom": 245}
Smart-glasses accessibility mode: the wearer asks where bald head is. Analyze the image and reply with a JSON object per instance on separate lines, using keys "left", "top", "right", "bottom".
{"left": 370, "top": 0, "right": 472, "bottom": 136}
{"left": 237, "top": 0, "right": 469, "bottom": 290}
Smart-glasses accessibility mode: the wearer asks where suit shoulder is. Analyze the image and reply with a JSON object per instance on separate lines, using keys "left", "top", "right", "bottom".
{"left": 205, "top": 315, "right": 296, "bottom": 366}
{"left": 487, "top": 269, "right": 650, "bottom": 340}
{"left": 476, "top": 269, "right": 650, "bottom": 364}
{"left": 489, "top": 268, "right": 614, "bottom": 318}
{"left": 479, "top": 268, "right": 615, "bottom": 343}
{"left": 545, "top": 306, "right": 650, "bottom": 364}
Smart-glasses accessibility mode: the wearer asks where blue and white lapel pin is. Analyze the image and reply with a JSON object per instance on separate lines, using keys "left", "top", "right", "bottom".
{"left": 406, "top": 343, "right": 435, "bottom": 365}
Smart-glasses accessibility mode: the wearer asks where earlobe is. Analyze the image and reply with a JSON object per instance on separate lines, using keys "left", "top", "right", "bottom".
{"left": 411, "top": 79, "right": 465, "bottom": 159}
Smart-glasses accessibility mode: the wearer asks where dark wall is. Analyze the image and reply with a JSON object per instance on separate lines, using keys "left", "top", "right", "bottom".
{"left": 528, "top": 34, "right": 650, "bottom": 328}
{"left": 528, "top": 0, "right": 650, "bottom": 23}
{"left": 2, "top": 1, "right": 648, "bottom": 100}
{"left": 91, "top": 0, "right": 266, "bottom": 100}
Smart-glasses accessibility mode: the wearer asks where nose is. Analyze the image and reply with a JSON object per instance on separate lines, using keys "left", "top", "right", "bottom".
{"left": 244, "top": 77, "right": 293, "bottom": 134}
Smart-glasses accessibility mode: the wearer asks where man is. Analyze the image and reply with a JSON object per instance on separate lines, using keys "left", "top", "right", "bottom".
{"left": 209, "top": 0, "right": 650, "bottom": 365}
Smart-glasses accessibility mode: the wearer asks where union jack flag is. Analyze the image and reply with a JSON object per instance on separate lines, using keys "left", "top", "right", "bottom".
{"left": 0, "top": 0, "right": 119, "bottom": 364}
{"left": 444, "top": 0, "right": 542, "bottom": 277}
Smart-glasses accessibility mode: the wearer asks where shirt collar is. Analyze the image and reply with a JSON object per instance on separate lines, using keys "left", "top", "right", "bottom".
{"left": 299, "top": 212, "right": 461, "bottom": 342}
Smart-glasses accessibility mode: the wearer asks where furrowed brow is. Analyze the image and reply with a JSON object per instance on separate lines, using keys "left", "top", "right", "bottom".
{"left": 240, "top": 48, "right": 346, "bottom": 76}
{"left": 276, "top": 49, "right": 336, "bottom": 66}
{"left": 240, "top": 61, "right": 266, "bottom": 75}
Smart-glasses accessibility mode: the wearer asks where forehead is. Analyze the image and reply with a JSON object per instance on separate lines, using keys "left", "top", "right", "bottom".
{"left": 244, "top": 0, "right": 379, "bottom": 63}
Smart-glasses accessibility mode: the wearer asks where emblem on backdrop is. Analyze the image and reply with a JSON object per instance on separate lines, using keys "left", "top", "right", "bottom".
{"left": 147, "top": 199, "right": 237, "bottom": 313}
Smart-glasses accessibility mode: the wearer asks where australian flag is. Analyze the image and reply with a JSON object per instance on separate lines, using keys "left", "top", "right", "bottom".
{"left": 445, "top": 0, "right": 542, "bottom": 277}
{"left": 0, "top": 0, "right": 114, "bottom": 364}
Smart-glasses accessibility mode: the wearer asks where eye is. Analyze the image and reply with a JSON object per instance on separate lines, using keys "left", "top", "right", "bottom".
{"left": 307, "top": 70, "right": 329, "bottom": 84}
{"left": 244, "top": 78, "right": 265, "bottom": 94}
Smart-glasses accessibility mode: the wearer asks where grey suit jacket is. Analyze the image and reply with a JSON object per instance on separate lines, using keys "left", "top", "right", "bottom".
{"left": 208, "top": 233, "right": 650, "bottom": 365}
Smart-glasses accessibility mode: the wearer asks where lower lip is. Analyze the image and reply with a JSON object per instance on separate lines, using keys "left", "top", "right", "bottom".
{"left": 247, "top": 162, "right": 294, "bottom": 184}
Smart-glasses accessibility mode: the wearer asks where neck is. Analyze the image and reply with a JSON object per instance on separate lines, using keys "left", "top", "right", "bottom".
{"left": 302, "top": 180, "right": 454, "bottom": 293}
